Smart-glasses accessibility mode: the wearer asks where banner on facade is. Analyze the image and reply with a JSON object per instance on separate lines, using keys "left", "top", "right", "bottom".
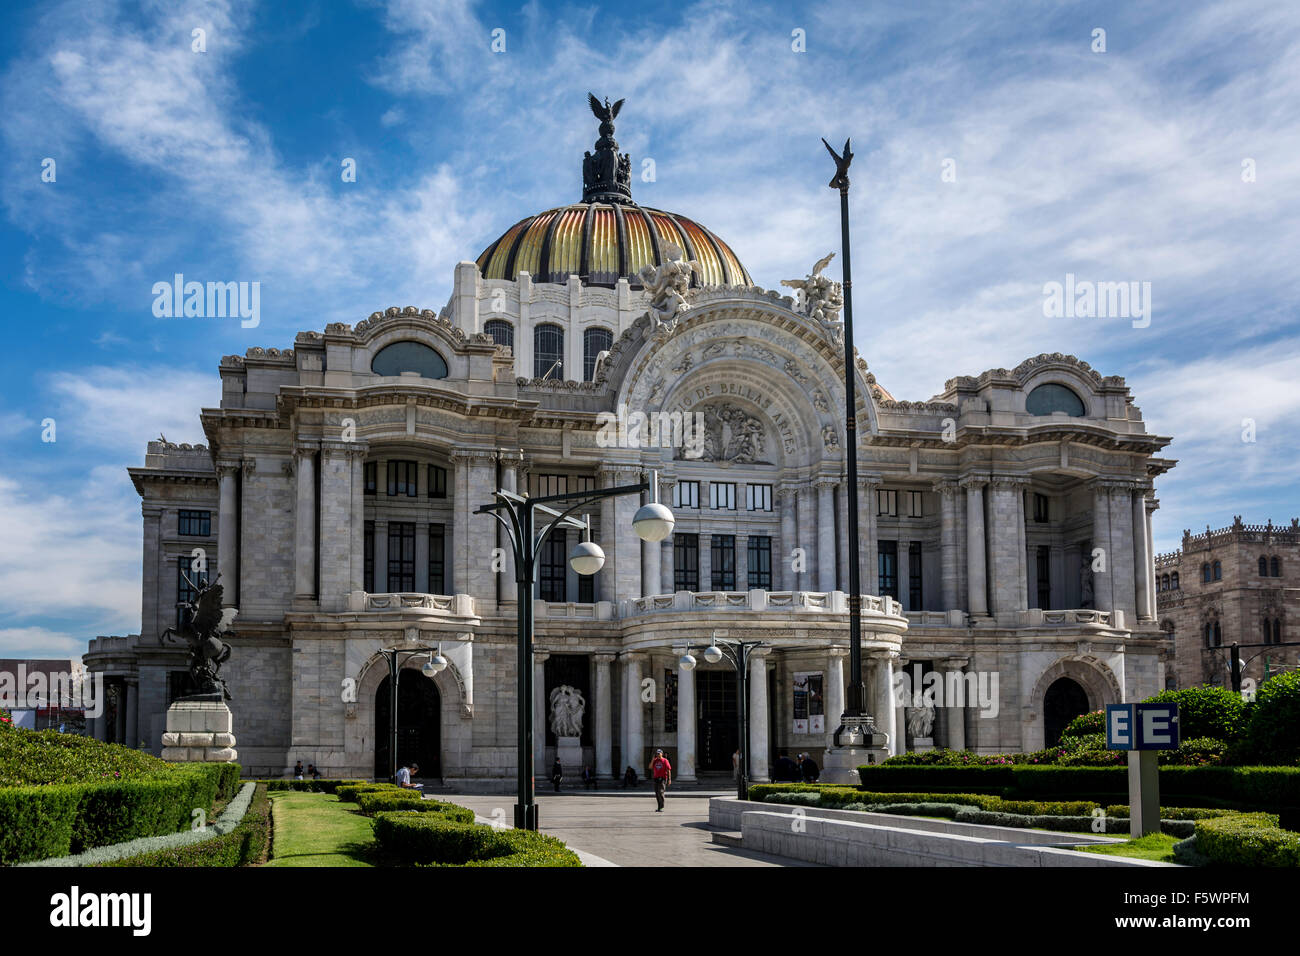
{"left": 792, "top": 672, "right": 824, "bottom": 734}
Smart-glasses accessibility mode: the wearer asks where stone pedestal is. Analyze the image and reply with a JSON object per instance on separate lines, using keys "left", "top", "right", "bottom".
{"left": 557, "top": 735, "right": 583, "bottom": 774}
{"left": 821, "top": 746, "right": 891, "bottom": 784}
{"left": 160, "top": 699, "right": 238, "bottom": 762}
{"left": 912, "top": 737, "right": 935, "bottom": 752}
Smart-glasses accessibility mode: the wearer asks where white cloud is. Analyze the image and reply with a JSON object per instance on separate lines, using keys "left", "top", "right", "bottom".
{"left": 0, "top": 627, "right": 89, "bottom": 659}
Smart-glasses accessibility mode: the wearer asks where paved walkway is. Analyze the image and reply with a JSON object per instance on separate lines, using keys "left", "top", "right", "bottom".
{"left": 442, "top": 789, "right": 816, "bottom": 867}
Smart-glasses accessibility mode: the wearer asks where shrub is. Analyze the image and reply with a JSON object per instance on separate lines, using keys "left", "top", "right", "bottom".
{"left": 1062, "top": 710, "right": 1106, "bottom": 738}
{"left": 99, "top": 783, "right": 272, "bottom": 867}
{"left": 0, "top": 726, "right": 172, "bottom": 785}
{"left": 0, "top": 708, "right": 12, "bottom": 728}
{"left": 1162, "top": 737, "right": 1229, "bottom": 767}
{"left": 1194, "top": 812, "right": 1300, "bottom": 866}
{"left": 0, "top": 784, "right": 81, "bottom": 864}
{"left": 370, "top": 813, "right": 581, "bottom": 866}
{"left": 1143, "top": 686, "right": 1248, "bottom": 743}
{"left": 336, "top": 783, "right": 402, "bottom": 802}
{"left": 354, "top": 790, "right": 476, "bottom": 820}
{"left": 1238, "top": 672, "right": 1300, "bottom": 766}
{"left": 265, "top": 778, "right": 366, "bottom": 794}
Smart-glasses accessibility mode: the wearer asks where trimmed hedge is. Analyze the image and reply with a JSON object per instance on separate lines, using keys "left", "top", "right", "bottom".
{"left": 856, "top": 764, "right": 1300, "bottom": 811}
{"left": 0, "top": 727, "right": 172, "bottom": 785}
{"left": 97, "top": 783, "right": 271, "bottom": 867}
{"left": 371, "top": 812, "right": 581, "bottom": 867}
{"left": 1193, "top": 812, "right": 1300, "bottom": 866}
{"left": 355, "top": 791, "right": 475, "bottom": 821}
{"left": 0, "top": 762, "right": 241, "bottom": 864}
{"left": 336, "top": 783, "right": 403, "bottom": 803}
{"left": 265, "top": 778, "right": 367, "bottom": 794}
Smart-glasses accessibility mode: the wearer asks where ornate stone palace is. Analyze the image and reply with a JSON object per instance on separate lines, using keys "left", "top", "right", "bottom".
{"left": 84, "top": 101, "right": 1177, "bottom": 783}
{"left": 1155, "top": 517, "right": 1298, "bottom": 691}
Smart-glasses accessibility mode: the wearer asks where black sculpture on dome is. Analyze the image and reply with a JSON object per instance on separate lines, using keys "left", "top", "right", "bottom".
{"left": 582, "top": 93, "right": 634, "bottom": 205}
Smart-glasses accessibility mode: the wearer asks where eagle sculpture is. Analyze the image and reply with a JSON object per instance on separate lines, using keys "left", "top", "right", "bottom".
{"left": 588, "top": 93, "right": 624, "bottom": 124}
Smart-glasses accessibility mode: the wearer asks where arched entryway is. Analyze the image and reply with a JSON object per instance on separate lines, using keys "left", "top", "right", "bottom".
{"left": 1043, "top": 677, "right": 1089, "bottom": 746}
{"left": 375, "top": 670, "right": 441, "bottom": 779}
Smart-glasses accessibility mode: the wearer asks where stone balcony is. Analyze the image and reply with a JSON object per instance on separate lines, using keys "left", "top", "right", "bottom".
{"left": 344, "top": 591, "right": 477, "bottom": 616}
{"left": 618, "top": 589, "right": 907, "bottom": 622}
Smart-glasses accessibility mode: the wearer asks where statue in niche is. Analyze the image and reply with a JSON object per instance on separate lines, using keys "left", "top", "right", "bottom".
{"left": 906, "top": 704, "right": 935, "bottom": 739}
{"left": 676, "top": 402, "right": 770, "bottom": 464}
{"left": 549, "top": 685, "right": 586, "bottom": 737}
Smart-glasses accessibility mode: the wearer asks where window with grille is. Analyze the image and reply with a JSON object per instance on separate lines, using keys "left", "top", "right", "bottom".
{"left": 878, "top": 541, "right": 898, "bottom": 598}
{"left": 711, "top": 535, "right": 736, "bottom": 590}
{"left": 484, "top": 319, "right": 514, "bottom": 348}
{"left": 534, "top": 323, "right": 564, "bottom": 380}
{"left": 387, "top": 460, "right": 418, "bottom": 497}
{"left": 674, "top": 534, "right": 699, "bottom": 591}
{"left": 877, "top": 489, "right": 897, "bottom": 517}
{"left": 907, "top": 491, "right": 923, "bottom": 518}
{"left": 747, "top": 536, "right": 772, "bottom": 589}
{"left": 709, "top": 482, "right": 736, "bottom": 510}
{"left": 428, "top": 464, "right": 447, "bottom": 499}
{"left": 540, "top": 530, "right": 567, "bottom": 602}
{"left": 908, "top": 541, "right": 922, "bottom": 608}
{"left": 583, "top": 327, "right": 613, "bottom": 381}
{"left": 673, "top": 480, "right": 699, "bottom": 509}
{"left": 746, "top": 483, "right": 772, "bottom": 512}
{"left": 428, "top": 524, "right": 445, "bottom": 594}
{"left": 178, "top": 510, "right": 211, "bottom": 536}
{"left": 364, "top": 461, "right": 377, "bottom": 495}
{"left": 387, "top": 522, "right": 415, "bottom": 592}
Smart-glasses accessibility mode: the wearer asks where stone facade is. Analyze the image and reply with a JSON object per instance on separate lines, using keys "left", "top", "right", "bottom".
{"left": 1155, "top": 517, "right": 1299, "bottom": 691}
{"left": 83, "top": 206, "right": 1177, "bottom": 785}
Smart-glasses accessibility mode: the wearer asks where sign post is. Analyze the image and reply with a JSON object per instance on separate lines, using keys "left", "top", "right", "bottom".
{"left": 1105, "top": 703, "right": 1180, "bottom": 838}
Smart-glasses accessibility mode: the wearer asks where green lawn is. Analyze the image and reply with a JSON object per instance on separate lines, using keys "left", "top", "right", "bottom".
{"left": 265, "top": 792, "right": 385, "bottom": 867}
{"left": 1076, "top": 832, "right": 1180, "bottom": 863}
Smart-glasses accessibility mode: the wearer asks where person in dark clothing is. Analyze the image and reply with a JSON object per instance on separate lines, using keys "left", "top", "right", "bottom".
{"left": 582, "top": 765, "right": 597, "bottom": 790}
{"left": 306, "top": 763, "right": 322, "bottom": 780}
{"left": 551, "top": 758, "right": 563, "bottom": 792}
{"left": 800, "top": 753, "right": 820, "bottom": 783}
{"left": 293, "top": 760, "right": 304, "bottom": 780}
{"left": 623, "top": 765, "right": 638, "bottom": 788}
{"left": 773, "top": 753, "right": 800, "bottom": 782}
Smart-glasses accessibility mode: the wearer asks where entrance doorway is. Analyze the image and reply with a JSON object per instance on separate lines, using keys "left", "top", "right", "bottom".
{"left": 375, "top": 670, "right": 441, "bottom": 779}
{"left": 696, "top": 669, "right": 738, "bottom": 772}
{"left": 1043, "top": 677, "right": 1089, "bottom": 746}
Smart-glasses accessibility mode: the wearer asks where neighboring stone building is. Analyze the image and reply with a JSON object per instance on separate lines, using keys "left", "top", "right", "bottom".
{"left": 85, "top": 104, "right": 1176, "bottom": 784}
{"left": 1155, "top": 517, "right": 1299, "bottom": 691}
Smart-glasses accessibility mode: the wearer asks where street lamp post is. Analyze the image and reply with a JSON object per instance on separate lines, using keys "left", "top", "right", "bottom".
{"left": 679, "top": 633, "right": 765, "bottom": 801}
{"left": 377, "top": 644, "right": 448, "bottom": 783}
{"left": 477, "top": 470, "right": 674, "bottom": 831}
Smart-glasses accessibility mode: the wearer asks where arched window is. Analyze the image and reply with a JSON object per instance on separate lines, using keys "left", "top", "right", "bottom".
{"left": 1271, "top": 556, "right": 1281, "bottom": 577}
{"left": 1203, "top": 622, "right": 1214, "bottom": 648}
{"left": 371, "top": 340, "right": 448, "bottom": 379}
{"left": 1260, "top": 556, "right": 1269, "bottom": 576}
{"left": 1213, "top": 560, "right": 1222, "bottom": 581}
{"left": 1274, "top": 619, "right": 1283, "bottom": 644}
{"left": 1171, "top": 571, "right": 1179, "bottom": 590}
{"left": 533, "top": 323, "right": 564, "bottom": 379}
{"left": 1026, "top": 383, "right": 1086, "bottom": 416}
{"left": 1160, "top": 573, "right": 1169, "bottom": 591}
{"left": 583, "top": 326, "right": 613, "bottom": 382}
{"left": 484, "top": 319, "right": 514, "bottom": 349}
{"left": 1202, "top": 563, "right": 1211, "bottom": 583}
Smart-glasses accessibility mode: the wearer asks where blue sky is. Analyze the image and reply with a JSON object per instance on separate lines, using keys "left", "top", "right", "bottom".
{"left": 0, "top": 0, "right": 1297, "bottom": 658}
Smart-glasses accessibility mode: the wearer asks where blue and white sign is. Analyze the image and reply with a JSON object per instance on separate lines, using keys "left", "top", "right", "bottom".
{"left": 1105, "top": 703, "right": 1180, "bottom": 751}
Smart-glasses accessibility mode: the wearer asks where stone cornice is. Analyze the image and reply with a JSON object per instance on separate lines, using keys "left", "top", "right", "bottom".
{"left": 958, "top": 475, "right": 988, "bottom": 489}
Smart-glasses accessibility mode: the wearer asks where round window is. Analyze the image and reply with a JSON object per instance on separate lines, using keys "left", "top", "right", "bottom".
{"left": 371, "top": 341, "right": 448, "bottom": 379}
{"left": 1026, "top": 383, "right": 1085, "bottom": 416}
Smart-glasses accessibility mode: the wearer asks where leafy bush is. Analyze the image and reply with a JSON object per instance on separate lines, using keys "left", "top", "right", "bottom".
{"left": 1062, "top": 710, "right": 1106, "bottom": 738}
{"left": 336, "top": 783, "right": 402, "bottom": 802}
{"left": 0, "top": 708, "right": 12, "bottom": 728}
{"left": 1163, "top": 737, "right": 1229, "bottom": 767}
{"left": 354, "top": 790, "right": 475, "bottom": 821}
{"left": 1237, "top": 672, "right": 1300, "bottom": 766}
{"left": 264, "top": 779, "right": 366, "bottom": 794}
{"left": 0, "top": 726, "right": 172, "bottom": 785}
{"left": 371, "top": 812, "right": 581, "bottom": 867}
{"left": 1143, "top": 686, "right": 1248, "bottom": 742}
{"left": 0, "top": 784, "right": 82, "bottom": 864}
{"left": 1193, "top": 812, "right": 1300, "bottom": 866}
{"left": 98, "top": 783, "right": 271, "bottom": 867}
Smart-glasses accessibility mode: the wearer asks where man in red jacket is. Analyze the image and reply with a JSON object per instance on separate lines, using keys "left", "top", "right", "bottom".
{"left": 649, "top": 749, "right": 672, "bottom": 812}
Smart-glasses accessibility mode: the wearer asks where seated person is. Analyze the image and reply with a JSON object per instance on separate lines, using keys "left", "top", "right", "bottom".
{"left": 799, "top": 753, "right": 820, "bottom": 783}
{"left": 773, "top": 753, "right": 800, "bottom": 782}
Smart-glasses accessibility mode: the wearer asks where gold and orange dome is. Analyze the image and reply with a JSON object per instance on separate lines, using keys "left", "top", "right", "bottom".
{"left": 475, "top": 202, "right": 752, "bottom": 290}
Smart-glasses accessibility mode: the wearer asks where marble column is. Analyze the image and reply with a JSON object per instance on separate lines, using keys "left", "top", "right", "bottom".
{"left": 534, "top": 650, "right": 549, "bottom": 771}
{"left": 778, "top": 486, "right": 798, "bottom": 590}
{"left": 1091, "top": 482, "right": 1114, "bottom": 613}
{"left": 642, "top": 535, "right": 661, "bottom": 597}
{"left": 451, "top": 454, "right": 470, "bottom": 595}
{"left": 897, "top": 538, "right": 910, "bottom": 611}
{"left": 319, "top": 445, "right": 360, "bottom": 610}
{"left": 873, "top": 652, "right": 898, "bottom": 754}
{"left": 374, "top": 521, "right": 388, "bottom": 592}
{"left": 826, "top": 648, "right": 847, "bottom": 749}
{"left": 598, "top": 469, "right": 618, "bottom": 605}
{"left": 292, "top": 449, "right": 317, "bottom": 602}
{"left": 216, "top": 463, "right": 239, "bottom": 607}
{"left": 1109, "top": 484, "right": 1137, "bottom": 623}
{"left": 624, "top": 653, "right": 644, "bottom": 774}
{"left": 796, "top": 483, "right": 817, "bottom": 590}
{"left": 936, "top": 480, "right": 961, "bottom": 610}
{"left": 815, "top": 477, "right": 837, "bottom": 592}
{"left": 941, "top": 658, "right": 968, "bottom": 751}
{"left": 736, "top": 534, "right": 749, "bottom": 590}
{"left": 861, "top": 476, "right": 880, "bottom": 600}
{"left": 1144, "top": 496, "right": 1159, "bottom": 620}
{"left": 595, "top": 654, "right": 614, "bottom": 778}
{"left": 894, "top": 657, "right": 908, "bottom": 756}
{"left": 1016, "top": 486, "right": 1029, "bottom": 609}
{"left": 1133, "top": 489, "right": 1151, "bottom": 622}
{"left": 987, "top": 478, "right": 1029, "bottom": 614}
{"left": 748, "top": 650, "right": 771, "bottom": 782}
{"left": 676, "top": 656, "right": 696, "bottom": 781}
{"left": 659, "top": 478, "right": 676, "bottom": 594}
{"left": 349, "top": 449, "right": 366, "bottom": 594}
{"left": 963, "top": 479, "right": 988, "bottom": 615}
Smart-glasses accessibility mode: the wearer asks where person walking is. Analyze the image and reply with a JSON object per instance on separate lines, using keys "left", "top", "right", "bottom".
{"left": 551, "top": 757, "right": 564, "bottom": 793}
{"left": 649, "top": 748, "right": 672, "bottom": 812}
